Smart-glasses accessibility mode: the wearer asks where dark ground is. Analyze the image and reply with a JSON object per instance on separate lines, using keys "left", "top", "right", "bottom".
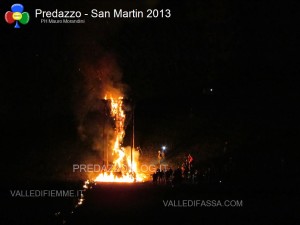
{"left": 2, "top": 180, "right": 299, "bottom": 225}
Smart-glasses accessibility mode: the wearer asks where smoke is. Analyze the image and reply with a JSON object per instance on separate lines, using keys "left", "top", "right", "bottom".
{"left": 75, "top": 53, "right": 129, "bottom": 160}
{"left": 70, "top": 0, "right": 162, "bottom": 169}
{"left": 94, "top": 53, "right": 128, "bottom": 98}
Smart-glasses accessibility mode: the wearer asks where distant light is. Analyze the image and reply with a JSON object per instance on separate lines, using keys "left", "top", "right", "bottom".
{"left": 210, "top": 88, "right": 213, "bottom": 92}
{"left": 162, "top": 146, "right": 166, "bottom": 151}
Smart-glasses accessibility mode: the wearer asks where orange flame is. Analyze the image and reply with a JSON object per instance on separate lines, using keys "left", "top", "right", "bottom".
{"left": 94, "top": 94, "right": 143, "bottom": 182}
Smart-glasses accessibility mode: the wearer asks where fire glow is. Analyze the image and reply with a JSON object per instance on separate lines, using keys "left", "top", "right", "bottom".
{"left": 94, "top": 94, "right": 143, "bottom": 183}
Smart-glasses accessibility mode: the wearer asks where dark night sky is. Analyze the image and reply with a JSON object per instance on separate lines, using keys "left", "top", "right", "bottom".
{"left": 0, "top": 1, "right": 298, "bottom": 181}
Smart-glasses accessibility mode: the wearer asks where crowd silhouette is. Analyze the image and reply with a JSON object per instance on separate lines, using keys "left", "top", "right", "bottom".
{"left": 152, "top": 147, "right": 234, "bottom": 186}
{"left": 152, "top": 153, "right": 201, "bottom": 185}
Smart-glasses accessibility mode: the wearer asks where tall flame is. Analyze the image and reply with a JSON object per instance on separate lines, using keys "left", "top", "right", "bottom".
{"left": 94, "top": 94, "right": 143, "bottom": 182}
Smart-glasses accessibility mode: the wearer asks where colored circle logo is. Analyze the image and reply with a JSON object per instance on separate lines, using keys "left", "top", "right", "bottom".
{"left": 5, "top": 3, "right": 30, "bottom": 28}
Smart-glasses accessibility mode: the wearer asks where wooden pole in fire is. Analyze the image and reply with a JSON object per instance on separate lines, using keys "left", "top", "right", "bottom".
{"left": 105, "top": 100, "right": 109, "bottom": 169}
{"left": 106, "top": 129, "right": 109, "bottom": 169}
{"left": 102, "top": 99, "right": 109, "bottom": 169}
{"left": 103, "top": 117, "right": 105, "bottom": 166}
{"left": 131, "top": 102, "right": 135, "bottom": 173}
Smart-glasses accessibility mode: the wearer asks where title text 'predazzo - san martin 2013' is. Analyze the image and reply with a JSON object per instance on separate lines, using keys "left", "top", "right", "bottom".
{"left": 35, "top": 8, "right": 171, "bottom": 19}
